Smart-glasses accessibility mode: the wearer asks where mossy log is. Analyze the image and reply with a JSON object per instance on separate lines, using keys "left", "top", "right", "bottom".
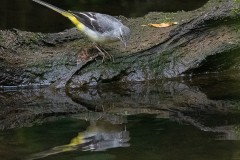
{"left": 0, "top": 0, "right": 240, "bottom": 89}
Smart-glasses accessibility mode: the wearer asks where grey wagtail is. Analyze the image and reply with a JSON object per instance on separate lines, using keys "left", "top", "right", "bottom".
{"left": 32, "top": 0, "right": 130, "bottom": 61}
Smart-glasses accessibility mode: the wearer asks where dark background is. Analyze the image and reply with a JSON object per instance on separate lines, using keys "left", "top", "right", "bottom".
{"left": 0, "top": 0, "right": 209, "bottom": 32}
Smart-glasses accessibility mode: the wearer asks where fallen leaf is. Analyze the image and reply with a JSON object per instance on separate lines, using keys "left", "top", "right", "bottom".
{"left": 147, "top": 22, "right": 178, "bottom": 28}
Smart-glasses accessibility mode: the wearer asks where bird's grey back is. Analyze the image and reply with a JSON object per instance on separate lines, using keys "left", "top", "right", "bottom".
{"left": 70, "top": 11, "right": 124, "bottom": 34}
{"left": 95, "top": 13, "right": 124, "bottom": 32}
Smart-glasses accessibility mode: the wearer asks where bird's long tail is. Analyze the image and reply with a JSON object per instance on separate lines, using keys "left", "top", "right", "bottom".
{"left": 32, "top": 0, "right": 67, "bottom": 15}
{"left": 32, "top": 0, "right": 85, "bottom": 31}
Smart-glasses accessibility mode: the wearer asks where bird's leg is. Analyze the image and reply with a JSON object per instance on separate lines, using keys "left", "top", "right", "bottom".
{"left": 94, "top": 44, "right": 114, "bottom": 62}
{"left": 94, "top": 45, "right": 107, "bottom": 62}
{"left": 100, "top": 47, "right": 114, "bottom": 61}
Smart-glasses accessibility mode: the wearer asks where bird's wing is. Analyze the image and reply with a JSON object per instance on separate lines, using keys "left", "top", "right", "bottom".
{"left": 69, "top": 12, "right": 104, "bottom": 33}
{"left": 70, "top": 12, "right": 120, "bottom": 33}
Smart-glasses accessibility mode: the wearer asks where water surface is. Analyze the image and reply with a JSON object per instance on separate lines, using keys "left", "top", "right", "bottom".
{"left": 1, "top": 76, "right": 240, "bottom": 160}
{"left": 1, "top": 113, "right": 240, "bottom": 160}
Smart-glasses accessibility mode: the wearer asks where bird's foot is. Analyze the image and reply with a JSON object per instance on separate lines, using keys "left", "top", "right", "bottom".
{"left": 94, "top": 45, "right": 114, "bottom": 63}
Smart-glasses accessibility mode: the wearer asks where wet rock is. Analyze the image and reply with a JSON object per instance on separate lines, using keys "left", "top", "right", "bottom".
{"left": 0, "top": 0, "right": 240, "bottom": 88}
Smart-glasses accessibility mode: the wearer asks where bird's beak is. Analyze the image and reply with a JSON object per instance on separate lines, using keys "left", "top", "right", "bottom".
{"left": 119, "top": 37, "right": 127, "bottom": 49}
{"left": 121, "top": 39, "right": 127, "bottom": 49}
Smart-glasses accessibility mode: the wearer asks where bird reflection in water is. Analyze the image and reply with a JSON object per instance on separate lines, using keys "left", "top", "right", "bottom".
{"left": 29, "top": 120, "right": 130, "bottom": 160}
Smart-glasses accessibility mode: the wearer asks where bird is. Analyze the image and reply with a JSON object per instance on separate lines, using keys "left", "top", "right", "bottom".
{"left": 32, "top": 0, "right": 131, "bottom": 61}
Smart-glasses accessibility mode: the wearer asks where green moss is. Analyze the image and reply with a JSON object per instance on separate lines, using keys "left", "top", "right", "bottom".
{"left": 27, "top": 33, "right": 44, "bottom": 44}
{"left": 159, "top": 14, "right": 175, "bottom": 23}
{"left": 232, "top": 0, "right": 240, "bottom": 15}
{"left": 18, "top": 32, "right": 45, "bottom": 48}
{"left": 143, "top": 51, "right": 172, "bottom": 78}
{"left": 0, "top": 34, "right": 3, "bottom": 43}
{"left": 0, "top": 32, "right": 4, "bottom": 46}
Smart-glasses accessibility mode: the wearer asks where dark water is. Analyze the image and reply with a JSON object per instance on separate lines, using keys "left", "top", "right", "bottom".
{"left": 2, "top": 76, "right": 240, "bottom": 159}
{"left": 0, "top": 0, "right": 208, "bottom": 32}
{"left": 1, "top": 114, "right": 240, "bottom": 160}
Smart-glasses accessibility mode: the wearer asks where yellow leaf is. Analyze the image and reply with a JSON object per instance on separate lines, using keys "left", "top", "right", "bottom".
{"left": 147, "top": 22, "right": 178, "bottom": 28}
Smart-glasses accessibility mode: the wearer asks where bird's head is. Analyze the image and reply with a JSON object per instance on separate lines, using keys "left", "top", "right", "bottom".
{"left": 118, "top": 25, "right": 130, "bottom": 48}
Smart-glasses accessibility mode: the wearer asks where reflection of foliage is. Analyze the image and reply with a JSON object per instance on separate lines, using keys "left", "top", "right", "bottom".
{"left": 233, "top": 0, "right": 240, "bottom": 15}
{"left": 234, "top": 125, "right": 240, "bottom": 137}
